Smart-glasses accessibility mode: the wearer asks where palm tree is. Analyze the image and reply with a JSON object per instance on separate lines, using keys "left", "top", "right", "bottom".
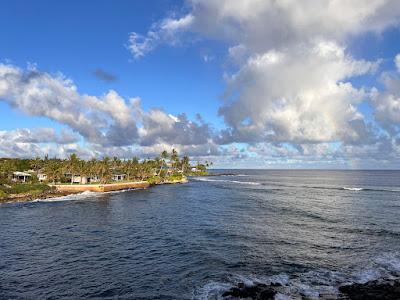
{"left": 160, "top": 150, "right": 169, "bottom": 175}
{"left": 181, "top": 155, "right": 190, "bottom": 174}
{"left": 68, "top": 153, "right": 79, "bottom": 184}
{"left": 31, "top": 156, "right": 42, "bottom": 173}
{"left": 171, "top": 149, "right": 179, "bottom": 172}
{"left": 99, "top": 157, "right": 111, "bottom": 183}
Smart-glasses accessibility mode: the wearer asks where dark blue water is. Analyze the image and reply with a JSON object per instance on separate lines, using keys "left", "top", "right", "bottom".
{"left": 1, "top": 170, "right": 400, "bottom": 299}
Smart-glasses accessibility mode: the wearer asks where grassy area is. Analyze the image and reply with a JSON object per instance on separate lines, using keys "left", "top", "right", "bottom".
{"left": 167, "top": 174, "right": 183, "bottom": 181}
{"left": 0, "top": 183, "right": 52, "bottom": 198}
{"left": 187, "top": 171, "right": 209, "bottom": 176}
{"left": 146, "top": 176, "right": 162, "bottom": 185}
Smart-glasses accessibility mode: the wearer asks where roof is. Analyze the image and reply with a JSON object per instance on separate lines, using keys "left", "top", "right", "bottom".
{"left": 13, "top": 171, "right": 32, "bottom": 176}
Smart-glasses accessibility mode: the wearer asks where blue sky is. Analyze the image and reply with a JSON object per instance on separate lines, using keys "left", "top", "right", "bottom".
{"left": 1, "top": 1, "right": 400, "bottom": 168}
{"left": 0, "top": 0, "right": 222, "bottom": 123}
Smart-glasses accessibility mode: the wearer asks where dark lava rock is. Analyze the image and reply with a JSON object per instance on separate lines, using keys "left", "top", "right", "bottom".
{"left": 339, "top": 279, "right": 400, "bottom": 300}
{"left": 222, "top": 283, "right": 277, "bottom": 299}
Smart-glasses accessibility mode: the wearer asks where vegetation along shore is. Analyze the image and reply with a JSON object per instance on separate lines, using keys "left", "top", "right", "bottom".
{"left": 0, "top": 149, "right": 211, "bottom": 203}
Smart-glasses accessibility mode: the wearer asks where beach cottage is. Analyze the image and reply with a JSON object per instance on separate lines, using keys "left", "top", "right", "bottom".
{"left": 37, "top": 173, "right": 47, "bottom": 182}
{"left": 12, "top": 171, "right": 32, "bottom": 183}
{"left": 112, "top": 174, "right": 126, "bottom": 181}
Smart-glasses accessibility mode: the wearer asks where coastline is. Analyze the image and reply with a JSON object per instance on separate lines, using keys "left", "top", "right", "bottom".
{"left": 0, "top": 177, "right": 188, "bottom": 204}
{"left": 0, "top": 190, "right": 81, "bottom": 204}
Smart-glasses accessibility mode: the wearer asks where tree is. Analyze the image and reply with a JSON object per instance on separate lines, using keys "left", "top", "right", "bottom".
{"left": 99, "top": 157, "right": 111, "bottom": 184}
{"left": 68, "top": 153, "right": 79, "bottom": 184}
{"left": 181, "top": 155, "right": 190, "bottom": 174}
{"left": 171, "top": 149, "right": 179, "bottom": 172}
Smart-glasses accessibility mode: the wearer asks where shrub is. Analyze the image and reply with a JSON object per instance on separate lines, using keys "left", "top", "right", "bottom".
{"left": 146, "top": 176, "right": 161, "bottom": 185}
{"left": 8, "top": 183, "right": 51, "bottom": 194}
{"left": 168, "top": 174, "right": 183, "bottom": 181}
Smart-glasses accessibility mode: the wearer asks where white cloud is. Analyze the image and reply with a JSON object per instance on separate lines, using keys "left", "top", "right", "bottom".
{"left": 127, "top": 14, "right": 194, "bottom": 58}
{"left": 0, "top": 63, "right": 216, "bottom": 159}
{"left": 218, "top": 40, "right": 378, "bottom": 144}
{"left": 0, "top": 128, "right": 82, "bottom": 158}
{"left": 395, "top": 53, "right": 400, "bottom": 72}
{"left": 125, "top": 0, "right": 400, "bottom": 167}
{"left": 134, "top": 100, "right": 214, "bottom": 147}
{"left": 0, "top": 63, "right": 139, "bottom": 146}
{"left": 188, "top": 0, "right": 400, "bottom": 52}
{"left": 371, "top": 73, "right": 400, "bottom": 132}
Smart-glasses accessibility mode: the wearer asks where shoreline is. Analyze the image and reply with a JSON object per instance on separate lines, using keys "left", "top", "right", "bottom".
{"left": 0, "top": 177, "right": 188, "bottom": 204}
{"left": 223, "top": 278, "right": 400, "bottom": 299}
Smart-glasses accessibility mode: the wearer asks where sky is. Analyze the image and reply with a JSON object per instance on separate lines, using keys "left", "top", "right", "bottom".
{"left": 1, "top": 0, "right": 400, "bottom": 169}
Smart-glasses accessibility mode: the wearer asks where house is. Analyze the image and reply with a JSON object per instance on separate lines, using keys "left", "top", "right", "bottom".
{"left": 112, "top": 174, "right": 126, "bottom": 181}
{"left": 72, "top": 175, "right": 85, "bottom": 184}
{"left": 12, "top": 171, "right": 32, "bottom": 183}
{"left": 73, "top": 175, "right": 97, "bottom": 184}
{"left": 89, "top": 175, "right": 100, "bottom": 183}
{"left": 37, "top": 173, "right": 47, "bottom": 182}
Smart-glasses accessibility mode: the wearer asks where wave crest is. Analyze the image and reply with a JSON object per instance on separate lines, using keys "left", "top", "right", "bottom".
{"left": 195, "top": 252, "right": 400, "bottom": 299}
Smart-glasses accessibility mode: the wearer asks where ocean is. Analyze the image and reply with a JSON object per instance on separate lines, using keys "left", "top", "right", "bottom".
{"left": 1, "top": 170, "right": 399, "bottom": 299}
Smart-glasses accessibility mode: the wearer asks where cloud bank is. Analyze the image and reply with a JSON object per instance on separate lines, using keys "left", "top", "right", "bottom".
{"left": 125, "top": 0, "right": 400, "bottom": 168}
{"left": 1, "top": 1, "right": 400, "bottom": 168}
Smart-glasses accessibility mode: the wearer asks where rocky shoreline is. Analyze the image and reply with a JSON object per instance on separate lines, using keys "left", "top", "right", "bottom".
{"left": 222, "top": 279, "right": 400, "bottom": 299}
{"left": 0, "top": 177, "right": 188, "bottom": 204}
{"left": 0, "top": 190, "right": 80, "bottom": 203}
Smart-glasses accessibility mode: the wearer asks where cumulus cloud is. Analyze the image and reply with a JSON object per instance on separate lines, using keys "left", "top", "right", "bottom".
{"left": 217, "top": 40, "right": 379, "bottom": 145}
{"left": 223, "top": 46, "right": 377, "bottom": 146}
{"left": 0, "top": 62, "right": 216, "bottom": 159}
{"left": 0, "top": 63, "right": 139, "bottom": 146}
{"left": 128, "top": 1, "right": 400, "bottom": 58}
{"left": 395, "top": 54, "right": 400, "bottom": 72}
{"left": 124, "top": 0, "right": 400, "bottom": 167}
{"left": 0, "top": 128, "right": 82, "bottom": 158}
{"left": 133, "top": 99, "right": 214, "bottom": 146}
{"left": 370, "top": 74, "right": 400, "bottom": 134}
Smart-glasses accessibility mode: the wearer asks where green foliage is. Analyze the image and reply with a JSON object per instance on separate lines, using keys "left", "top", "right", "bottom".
{"left": 0, "top": 149, "right": 211, "bottom": 186}
{"left": 146, "top": 176, "right": 162, "bottom": 185}
{"left": 6, "top": 183, "right": 51, "bottom": 194}
{"left": 168, "top": 174, "right": 183, "bottom": 181}
{"left": 0, "top": 190, "right": 7, "bottom": 198}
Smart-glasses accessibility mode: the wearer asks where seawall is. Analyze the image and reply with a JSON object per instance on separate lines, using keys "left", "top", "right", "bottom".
{"left": 52, "top": 181, "right": 150, "bottom": 193}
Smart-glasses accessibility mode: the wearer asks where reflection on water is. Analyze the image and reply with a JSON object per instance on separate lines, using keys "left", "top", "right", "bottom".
{"left": 0, "top": 170, "right": 399, "bottom": 299}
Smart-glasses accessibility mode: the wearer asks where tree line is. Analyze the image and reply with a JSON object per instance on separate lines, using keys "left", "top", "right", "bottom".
{"left": 0, "top": 149, "right": 211, "bottom": 184}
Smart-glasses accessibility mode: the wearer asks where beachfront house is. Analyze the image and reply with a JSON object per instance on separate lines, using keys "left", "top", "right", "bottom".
{"left": 63, "top": 172, "right": 97, "bottom": 184}
{"left": 37, "top": 173, "right": 47, "bottom": 182}
{"left": 71, "top": 175, "right": 100, "bottom": 184}
{"left": 112, "top": 174, "right": 126, "bottom": 181}
{"left": 89, "top": 175, "right": 100, "bottom": 183}
{"left": 12, "top": 171, "right": 32, "bottom": 183}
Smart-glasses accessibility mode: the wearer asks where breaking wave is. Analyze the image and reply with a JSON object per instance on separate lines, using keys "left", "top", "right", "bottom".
{"left": 192, "top": 177, "right": 261, "bottom": 186}
{"left": 31, "top": 191, "right": 102, "bottom": 202}
{"left": 342, "top": 187, "right": 364, "bottom": 191}
{"left": 31, "top": 188, "right": 140, "bottom": 203}
{"left": 194, "top": 177, "right": 400, "bottom": 193}
{"left": 194, "top": 252, "right": 400, "bottom": 300}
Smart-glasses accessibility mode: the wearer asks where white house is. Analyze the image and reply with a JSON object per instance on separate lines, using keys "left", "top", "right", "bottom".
{"left": 12, "top": 171, "right": 32, "bottom": 183}
{"left": 37, "top": 173, "right": 47, "bottom": 182}
{"left": 112, "top": 174, "right": 126, "bottom": 181}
